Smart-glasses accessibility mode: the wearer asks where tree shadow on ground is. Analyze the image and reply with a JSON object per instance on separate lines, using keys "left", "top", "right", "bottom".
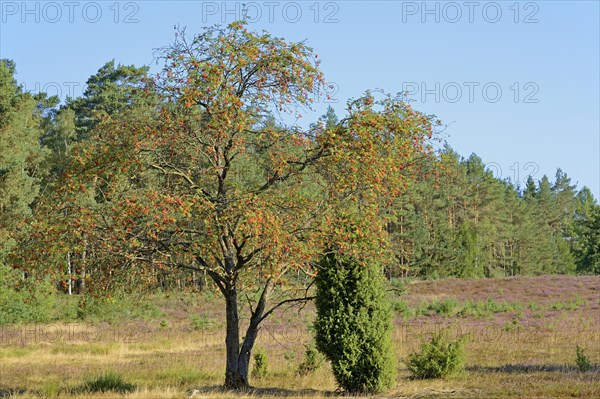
{"left": 0, "top": 388, "right": 26, "bottom": 398}
{"left": 189, "top": 386, "right": 477, "bottom": 399}
{"left": 467, "top": 364, "right": 600, "bottom": 373}
{"left": 392, "top": 388, "right": 476, "bottom": 399}
{"left": 187, "top": 385, "right": 338, "bottom": 398}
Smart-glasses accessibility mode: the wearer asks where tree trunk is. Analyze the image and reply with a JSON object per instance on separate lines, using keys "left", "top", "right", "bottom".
{"left": 237, "top": 320, "right": 260, "bottom": 386}
{"left": 222, "top": 280, "right": 270, "bottom": 390}
{"left": 224, "top": 287, "right": 248, "bottom": 389}
{"left": 67, "top": 252, "right": 72, "bottom": 295}
{"left": 77, "top": 241, "right": 87, "bottom": 294}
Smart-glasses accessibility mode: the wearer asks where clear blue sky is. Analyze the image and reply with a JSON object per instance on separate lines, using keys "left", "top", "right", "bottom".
{"left": 1, "top": 0, "right": 599, "bottom": 197}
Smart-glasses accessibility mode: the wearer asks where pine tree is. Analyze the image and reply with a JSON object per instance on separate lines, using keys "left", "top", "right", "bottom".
{"left": 0, "top": 60, "right": 48, "bottom": 262}
{"left": 523, "top": 175, "right": 537, "bottom": 201}
{"left": 66, "top": 60, "right": 152, "bottom": 136}
{"left": 550, "top": 169, "right": 578, "bottom": 273}
{"left": 573, "top": 187, "right": 600, "bottom": 274}
{"left": 575, "top": 206, "right": 600, "bottom": 274}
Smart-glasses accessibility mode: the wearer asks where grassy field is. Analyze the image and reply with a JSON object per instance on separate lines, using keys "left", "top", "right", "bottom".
{"left": 1, "top": 275, "right": 598, "bottom": 398}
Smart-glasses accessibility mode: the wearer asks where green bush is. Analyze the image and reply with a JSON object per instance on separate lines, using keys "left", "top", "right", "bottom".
{"left": 75, "top": 293, "right": 162, "bottom": 323}
{"left": 575, "top": 346, "right": 592, "bottom": 372}
{"left": 189, "top": 313, "right": 218, "bottom": 330}
{"left": 41, "top": 379, "right": 61, "bottom": 398}
{"left": 0, "top": 264, "right": 57, "bottom": 324}
{"left": 53, "top": 295, "right": 80, "bottom": 320}
{"left": 427, "top": 299, "right": 459, "bottom": 316}
{"left": 314, "top": 252, "right": 396, "bottom": 393}
{"left": 0, "top": 264, "right": 163, "bottom": 325}
{"left": 389, "top": 278, "right": 407, "bottom": 295}
{"left": 406, "top": 330, "right": 466, "bottom": 379}
{"left": 392, "top": 299, "right": 413, "bottom": 319}
{"left": 284, "top": 351, "right": 296, "bottom": 364}
{"left": 457, "top": 299, "right": 523, "bottom": 319}
{"left": 78, "top": 371, "right": 135, "bottom": 393}
{"left": 503, "top": 317, "right": 523, "bottom": 332}
{"left": 251, "top": 348, "right": 268, "bottom": 379}
{"left": 296, "top": 344, "right": 325, "bottom": 376}
{"left": 551, "top": 297, "right": 586, "bottom": 311}
{"left": 457, "top": 300, "right": 488, "bottom": 318}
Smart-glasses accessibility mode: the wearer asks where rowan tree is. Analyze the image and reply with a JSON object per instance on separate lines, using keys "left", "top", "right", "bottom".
{"left": 43, "top": 22, "right": 437, "bottom": 389}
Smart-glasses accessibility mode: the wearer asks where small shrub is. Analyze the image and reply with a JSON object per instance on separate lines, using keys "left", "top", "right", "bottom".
{"left": 406, "top": 330, "right": 466, "bottom": 379}
{"left": 284, "top": 351, "right": 296, "bottom": 363}
{"left": 284, "top": 350, "right": 296, "bottom": 369}
{"left": 415, "top": 299, "right": 463, "bottom": 317}
{"left": 503, "top": 317, "right": 523, "bottom": 332}
{"left": 457, "top": 301, "right": 488, "bottom": 318}
{"left": 296, "top": 344, "right": 325, "bottom": 376}
{"left": 251, "top": 348, "right": 268, "bottom": 379}
{"left": 392, "top": 300, "right": 412, "bottom": 319}
{"left": 575, "top": 346, "right": 592, "bottom": 372}
{"left": 190, "top": 314, "right": 211, "bottom": 330}
{"left": 549, "top": 298, "right": 585, "bottom": 311}
{"left": 457, "top": 299, "right": 523, "bottom": 319}
{"left": 136, "top": 301, "right": 163, "bottom": 320}
{"left": 389, "top": 278, "right": 406, "bottom": 295}
{"left": 485, "top": 299, "right": 507, "bottom": 313}
{"left": 79, "top": 371, "right": 135, "bottom": 393}
{"left": 428, "top": 299, "right": 459, "bottom": 316}
{"left": 413, "top": 302, "right": 431, "bottom": 317}
{"left": 41, "top": 380, "right": 61, "bottom": 398}
{"left": 568, "top": 297, "right": 587, "bottom": 310}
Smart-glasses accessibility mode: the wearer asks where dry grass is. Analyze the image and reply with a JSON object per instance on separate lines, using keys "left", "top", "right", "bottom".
{"left": 0, "top": 275, "right": 598, "bottom": 398}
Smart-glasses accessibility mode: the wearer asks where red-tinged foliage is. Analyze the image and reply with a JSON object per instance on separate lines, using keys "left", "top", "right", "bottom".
{"left": 23, "top": 22, "right": 439, "bottom": 389}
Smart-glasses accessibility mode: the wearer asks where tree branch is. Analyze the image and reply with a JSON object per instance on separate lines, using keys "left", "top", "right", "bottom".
{"left": 258, "top": 294, "right": 315, "bottom": 325}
